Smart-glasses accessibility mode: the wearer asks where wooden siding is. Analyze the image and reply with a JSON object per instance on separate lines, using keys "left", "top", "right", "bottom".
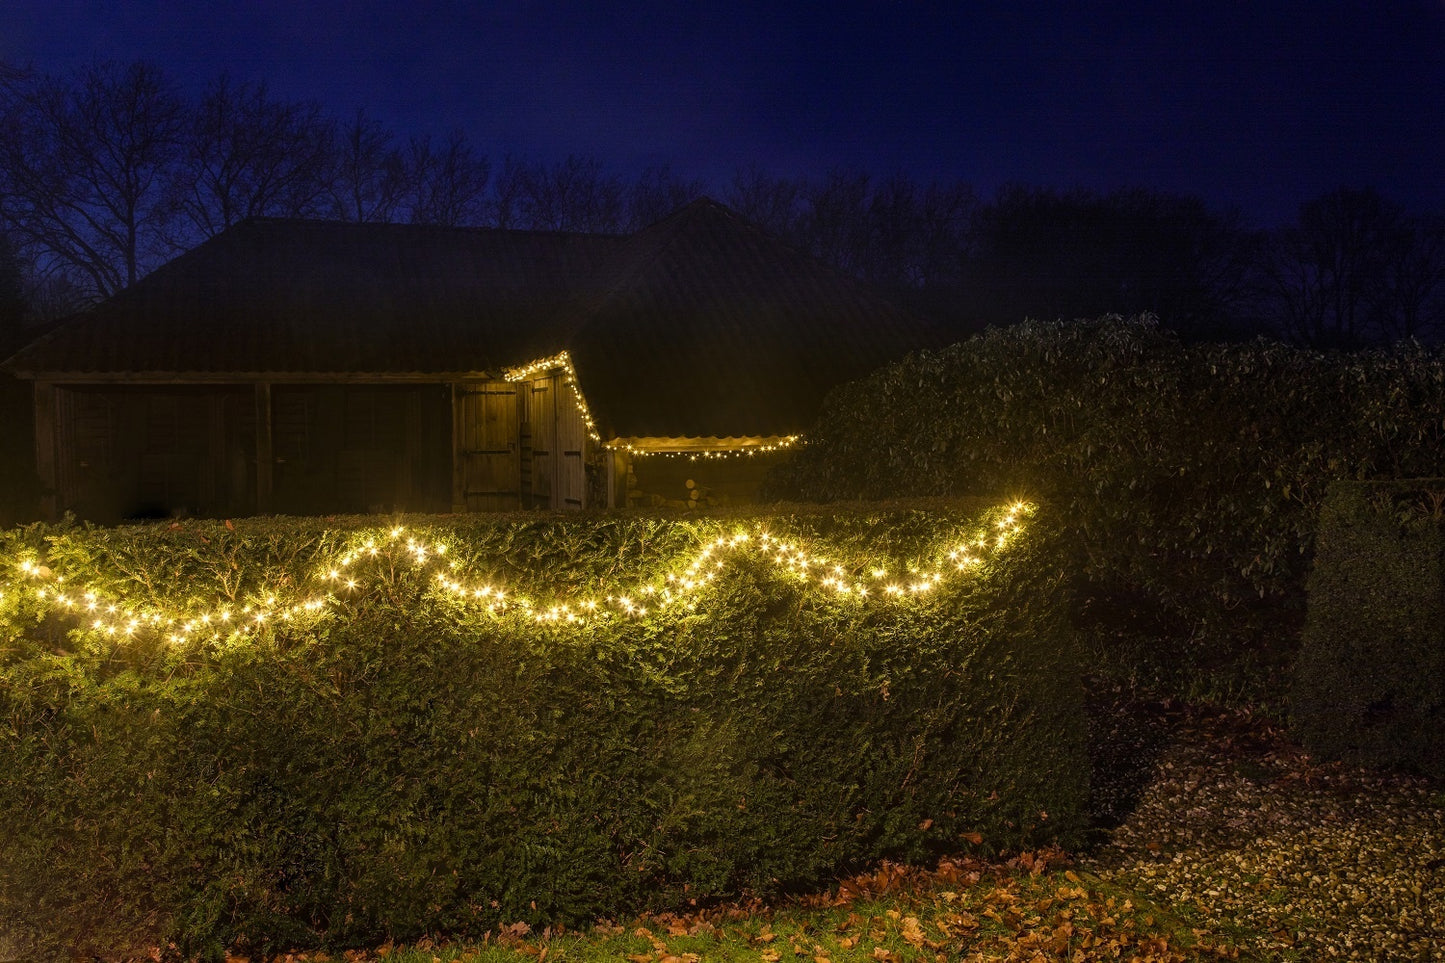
{"left": 521, "top": 372, "right": 587, "bottom": 510}
{"left": 271, "top": 384, "right": 451, "bottom": 515}
{"left": 34, "top": 376, "right": 589, "bottom": 521}
{"left": 51, "top": 385, "right": 255, "bottom": 521}
{"left": 455, "top": 381, "right": 522, "bottom": 512}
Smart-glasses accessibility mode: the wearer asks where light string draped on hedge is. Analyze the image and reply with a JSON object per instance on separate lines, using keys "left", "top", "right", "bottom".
{"left": 0, "top": 502, "right": 1030, "bottom": 645}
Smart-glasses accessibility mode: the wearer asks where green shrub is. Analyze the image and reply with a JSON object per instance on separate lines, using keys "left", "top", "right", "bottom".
{"left": 0, "top": 501, "right": 1085, "bottom": 960}
{"left": 1290, "top": 480, "right": 1445, "bottom": 776}
{"left": 765, "top": 316, "right": 1445, "bottom": 706}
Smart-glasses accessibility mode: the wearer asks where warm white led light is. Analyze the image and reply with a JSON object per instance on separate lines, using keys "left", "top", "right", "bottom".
{"left": 1, "top": 503, "right": 1031, "bottom": 641}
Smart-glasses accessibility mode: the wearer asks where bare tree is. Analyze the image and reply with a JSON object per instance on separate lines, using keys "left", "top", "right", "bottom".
{"left": 724, "top": 166, "right": 807, "bottom": 247}
{"left": 1264, "top": 188, "right": 1402, "bottom": 348}
{"left": 21, "top": 272, "right": 90, "bottom": 323}
{"left": 626, "top": 164, "right": 707, "bottom": 230}
{"left": 404, "top": 130, "right": 490, "bottom": 226}
{"left": 913, "top": 179, "right": 976, "bottom": 291}
{"left": 171, "top": 75, "right": 333, "bottom": 241}
{"left": 0, "top": 227, "right": 26, "bottom": 345}
{"left": 0, "top": 60, "right": 185, "bottom": 300}
{"left": 857, "top": 173, "right": 921, "bottom": 289}
{"left": 325, "top": 108, "right": 406, "bottom": 223}
{"left": 516, "top": 154, "right": 626, "bottom": 233}
{"left": 802, "top": 170, "right": 871, "bottom": 276}
{"left": 953, "top": 185, "right": 1261, "bottom": 338}
{"left": 1380, "top": 212, "right": 1445, "bottom": 343}
{"left": 486, "top": 154, "right": 529, "bottom": 229}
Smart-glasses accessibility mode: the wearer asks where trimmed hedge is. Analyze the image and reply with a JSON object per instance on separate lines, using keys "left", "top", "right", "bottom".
{"left": 764, "top": 316, "right": 1445, "bottom": 704}
{"left": 1291, "top": 480, "right": 1445, "bottom": 776}
{"left": 0, "top": 500, "right": 1085, "bottom": 960}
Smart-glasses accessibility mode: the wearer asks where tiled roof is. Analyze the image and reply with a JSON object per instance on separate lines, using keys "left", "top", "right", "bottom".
{"left": 3, "top": 199, "right": 943, "bottom": 438}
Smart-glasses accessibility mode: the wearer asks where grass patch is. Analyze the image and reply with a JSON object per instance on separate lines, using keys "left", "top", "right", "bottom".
{"left": 314, "top": 857, "right": 1253, "bottom": 963}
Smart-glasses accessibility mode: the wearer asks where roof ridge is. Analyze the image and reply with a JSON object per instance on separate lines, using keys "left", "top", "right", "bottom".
{"left": 234, "top": 215, "right": 626, "bottom": 242}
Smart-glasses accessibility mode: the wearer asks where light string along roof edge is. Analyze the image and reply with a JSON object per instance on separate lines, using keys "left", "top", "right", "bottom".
{"left": 503, "top": 351, "right": 801, "bottom": 458}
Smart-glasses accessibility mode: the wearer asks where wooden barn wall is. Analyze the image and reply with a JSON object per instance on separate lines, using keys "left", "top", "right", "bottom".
{"left": 52, "top": 385, "right": 255, "bottom": 522}
{"left": 40, "top": 374, "right": 597, "bottom": 521}
{"left": 517, "top": 372, "right": 587, "bottom": 511}
{"left": 453, "top": 381, "right": 522, "bottom": 512}
{"left": 271, "top": 384, "right": 451, "bottom": 515}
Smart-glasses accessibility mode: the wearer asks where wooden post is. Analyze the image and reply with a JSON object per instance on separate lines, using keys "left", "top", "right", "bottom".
{"left": 32, "top": 381, "right": 57, "bottom": 520}
{"left": 550, "top": 373, "right": 564, "bottom": 510}
{"left": 450, "top": 383, "right": 466, "bottom": 512}
{"left": 254, "top": 382, "right": 273, "bottom": 514}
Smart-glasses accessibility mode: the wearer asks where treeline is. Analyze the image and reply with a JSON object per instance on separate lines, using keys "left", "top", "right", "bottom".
{"left": 2, "top": 59, "right": 1444, "bottom": 348}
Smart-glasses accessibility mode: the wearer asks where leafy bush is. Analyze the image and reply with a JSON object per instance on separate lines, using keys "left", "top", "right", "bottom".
{"left": 1291, "top": 480, "right": 1445, "bottom": 776}
{"left": 0, "top": 501, "right": 1085, "bottom": 960}
{"left": 764, "top": 316, "right": 1445, "bottom": 705}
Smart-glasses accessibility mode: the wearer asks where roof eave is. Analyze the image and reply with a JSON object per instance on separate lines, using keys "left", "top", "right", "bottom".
{"left": 5, "top": 369, "right": 504, "bottom": 384}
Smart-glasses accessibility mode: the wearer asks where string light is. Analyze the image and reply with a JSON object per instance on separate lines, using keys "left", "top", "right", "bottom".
{"left": 502, "top": 351, "right": 806, "bottom": 456}
{"left": 607, "top": 436, "right": 802, "bottom": 460}
{"left": 0, "top": 502, "right": 1031, "bottom": 644}
{"left": 504, "top": 350, "right": 603, "bottom": 444}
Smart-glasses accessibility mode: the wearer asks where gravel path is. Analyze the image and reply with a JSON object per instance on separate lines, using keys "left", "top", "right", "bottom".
{"left": 1082, "top": 707, "right": 1445, "bottom": 961}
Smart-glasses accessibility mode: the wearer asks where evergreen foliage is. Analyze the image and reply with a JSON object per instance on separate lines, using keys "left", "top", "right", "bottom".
{"left": 1291, "top": 480, "right": 1445, "bottom": 777}
{"left": 0, "top": 502, "right": 1085, "bottom": 960}
{"left": 765, "top": 316, "right": 1445, "bottom": 702}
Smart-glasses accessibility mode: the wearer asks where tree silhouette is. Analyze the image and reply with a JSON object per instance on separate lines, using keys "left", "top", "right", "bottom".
{"left": 403, "top": 130, "right": 491, "bottom": 227}
{"left": 1379, "top": 211, "right": 1445, "bottom": 343}
{"left": 963, "top": 186, "right": 1255, "bottom": 339}
{"left": 171, "top": 75, "right": 333, "bottom": 241}
{"left": 514, "top": 154, "right": 627, "bottom": 233}
{"left": 0, "top": 60, "right": 185, "bottom": 300}
{"left": 326, "top": 108, "right": 406, "bottom": 223}
{"left": 626, "top": 164, "right": 707, "bottom": 230}
{"left": 1261, "top": 188, "right": 1445, "bottom": 348}
{"left": 723, "top": 166, "right": 808, "bottom": 248}
{"left": 0, "top": 228, "right": 27, "bottom": 347}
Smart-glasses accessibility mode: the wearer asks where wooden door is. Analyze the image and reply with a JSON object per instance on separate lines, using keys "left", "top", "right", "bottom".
{"left": 524, "top": 378, "right": 555, "bottom": 509}
{"left": 455, "top": 382, "right": 522, "bottom": 511}
{"left": 552, "top": 377, "right": 587, "bottom": 510}
{"left": 523, "top": 373, "right": 587, "bottom": 510}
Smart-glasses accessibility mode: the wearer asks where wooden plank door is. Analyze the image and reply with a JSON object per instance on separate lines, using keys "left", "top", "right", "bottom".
{"left": 455, "top": 382, "right": 522, "bottom": 511}
{"left": 523, "top": 372, "right": 588, "bottom": 510}
{"left": 553, "top": 377, "right": 587, "bottom": 510}
{"left": 524, "top": 378, "right": 555, "bottom": 509}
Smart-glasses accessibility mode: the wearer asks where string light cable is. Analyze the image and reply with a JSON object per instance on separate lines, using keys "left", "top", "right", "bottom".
{"left": 0, "top": 502, "right": 1032, "bottom": 644}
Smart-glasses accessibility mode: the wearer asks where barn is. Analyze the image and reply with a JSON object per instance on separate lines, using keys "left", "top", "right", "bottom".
{"left": 2, "top": 199, "right": 940, "bottom": 521}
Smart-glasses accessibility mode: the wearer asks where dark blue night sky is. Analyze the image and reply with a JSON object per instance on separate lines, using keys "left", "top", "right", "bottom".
{"left": 6, "top": 0, "right": 1444, "bottom": 226}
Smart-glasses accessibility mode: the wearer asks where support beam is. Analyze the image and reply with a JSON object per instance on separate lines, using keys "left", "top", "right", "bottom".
{"left": 254, "top": 382, "right": 273, "bottom": 514}
{"left": 450, "top": 382, "right": 466, "bottom": 512}
{"left": 32, "top": 381, "right": 57, "bottom": 520}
